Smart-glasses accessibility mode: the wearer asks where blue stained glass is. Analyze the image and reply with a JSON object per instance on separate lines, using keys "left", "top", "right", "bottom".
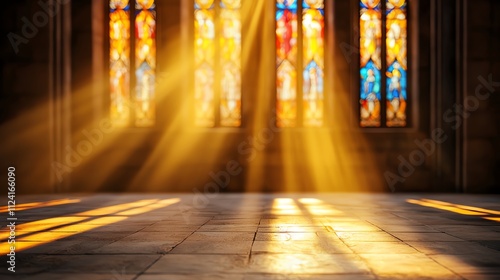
{"left": 360, "top": 60, "right": 381, "bottom": 101}
{"left": 386, "top": 61, "right": 407, "bottom": 100}
{"left": 277, "top": 0, "right": 297, "bottom": 10}
{"left": 385, "top": 2, "right": 406, "bottom": 15}
{"left": 303, "top": 60, "right": 323, "bottom": 96}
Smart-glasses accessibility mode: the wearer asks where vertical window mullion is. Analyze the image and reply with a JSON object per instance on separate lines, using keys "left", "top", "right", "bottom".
{"left": 297, "top": 1, "right": 304, "bottom": 127}
{"left": 381, "top": 0, "right": 387, "bottom": 127}
{"left": 214, "top": 0, "right": 221, "bottom": 126}
{"left": 130, "top": 1, "right": 136, "bottom": 126}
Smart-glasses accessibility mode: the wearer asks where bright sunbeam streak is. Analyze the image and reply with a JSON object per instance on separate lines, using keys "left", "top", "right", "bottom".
{"left": 0, "top": 198, "right": 180, "bottom": 253}
{"left": 0, "top": 198, "right": 80, "bottom": 213}
{"left": 407, "top": 199, "right": 500, "bottom": 222}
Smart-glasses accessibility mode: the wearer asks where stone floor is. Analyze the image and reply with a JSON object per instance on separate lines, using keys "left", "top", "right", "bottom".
{"left": 1, "top": 193, "right": 500, "bottom": 279}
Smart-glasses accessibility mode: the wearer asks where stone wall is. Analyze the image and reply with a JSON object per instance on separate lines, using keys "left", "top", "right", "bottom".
{"left": 464, "top": 0, "right": 500, "bottom": 192}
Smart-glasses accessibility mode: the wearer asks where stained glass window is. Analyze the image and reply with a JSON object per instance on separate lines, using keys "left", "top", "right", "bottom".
{"left": 220, "top": 0, "right": 242, "bottom": 127}
{"left": 194, "top": 0, "right": 241, "bottom": 127}
{"left": 109, "top": 0, "right": 156, "bottom": 127}
{"left": 135, "top": 0, "right": 156, "bottom": 127}
{"left": 359, "top": 0, "right": 408, "bottom": 128}
{"left": 276, "top": 0, "right": 324, "bottom": 128}
{"left": 110, "top": 0, "right": 131, "bottom": 127}
{"left": 385, "top": 0, "right": 407, "bottom": 127}
{"left": 360, "top": 0, "right": 381, "bottom": 127}
{"left": 276, "top": 0, "right": 298, "bottom": 127}
{"left": 302, "top": 0, "right": 324, "bottom": 127}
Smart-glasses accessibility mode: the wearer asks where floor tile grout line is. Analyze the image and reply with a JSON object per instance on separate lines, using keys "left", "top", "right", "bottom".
{"left": 131, "top": 211, "right": 216, "bottom": 279}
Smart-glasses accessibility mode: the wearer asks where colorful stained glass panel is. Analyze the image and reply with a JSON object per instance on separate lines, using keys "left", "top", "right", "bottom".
{"left": 302, "top": 0, "right": 324, "bottom": 127}
{"left": 276, "top": 0, "right": 298, "bottom": 127}
{"left": 135, "top": 0, "right": 156, "bottom": 127}
{"left": 219, "top": 0, "right": 242, "bottom": 127}
{"left": 386, "top": 0, "right": 407, "bottom": 127}
{"left": 194, "top": 0, "right": 216, "bottom": 127}
{"left": 110, "top": 0, "right": 131, "bottom": 127}
{"left": 360, "top": 0, "right": 382, "bottom": 127}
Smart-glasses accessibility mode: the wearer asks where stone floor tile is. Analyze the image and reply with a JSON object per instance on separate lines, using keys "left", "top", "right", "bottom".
{"left": 242, "top": 274, "right": 376, "bottom": 280}
{"left": 258, "top": 226, "right": 330, "bottom": 233}
{"left": 20, "top": 273, "right": 137, "bottom": 280}
{"left": 407, "top": 241, "right": 500, "bottom": 255}
{"left": 144, "top": 254, "right": 248, "bottom": 274}
{"left": 251, "top": 240, "right": 353, "bottom": 254}
{"left": 346, "top": 241, "right": 420, "bottom": 254}
{"left": 430, "top": 254, "right": 500, "bottom": 274}
{"left": 91, "top": 241, "right": 175, "bottom": 254}
{"left": 206, "top": 219, "right": 260, "bottom": 225}
{"left": 359, "top": 253, "right": 460, "bottom": 279}
{"left": 247, "top": 254, "right": 370, "bottom": 274}
{"left": 461, "top": 273, "right": 500, "bottom": 280}
{"left": 445, "top": 231, "right": 500, "bottom": 241}
{"left": 377, "top": 225, "right": 438, "bottom": 232}
{"left": 140, "top": 225, "right": 200, "bottom": 232}
{"left": 324, "top": 222, "right": 382, "bottom": 232}
{"left": 390, "top": 232, "right": 464, "bottom": 242}
{"left": 50, "top": 255, "right": 160, "bottom": 273}
{"left": 169, "top": 240, "right": 253, "bottom": 254}
{"left": 255, "top": 232, "right": 319, "bottom": 241}
{"left": 336, "top": 232, "right": 400, "bottom": 242}
{"left": 185, "top": 231, "right": 255, "bottom": 241}
{"left": 198, "top": 225, "right": 258, "bottom": 232}
{"left": 137, "top": 274, "right": 245, "bottom": 280}
{"left": 119, "top": 231, "right": 192, "bottom": 242}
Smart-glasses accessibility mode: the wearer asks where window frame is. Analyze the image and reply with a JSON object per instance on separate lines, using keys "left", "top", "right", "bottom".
{"left": 106, "top": 0, "right": 158, "bottom": 129}
{"left": 351, "top": 0, "right": 419, "bottom": 132}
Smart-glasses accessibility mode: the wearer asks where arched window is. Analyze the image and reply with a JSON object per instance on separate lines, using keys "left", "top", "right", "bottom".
{"left": 276, "top": 0, "right": 325, "bottom": 128}
{"left": 109, "top": 0, "right": 156, "bottom": 127}
{"left": 194, "top": 0, "right": 242, "bottom": 127}
{"left": 360, "top": 0, "right": 407, "bottom": 127}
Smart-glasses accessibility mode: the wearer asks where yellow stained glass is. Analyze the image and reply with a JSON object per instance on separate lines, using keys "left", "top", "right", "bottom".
{"left": 302, "top": 1, "right": 324, "bottom": 127}
{"left": 219, "top": 0, "right": 242, "bottom": 127}
{"left": 194, "top": 2, "right": 216, "bottom": 127}
{"left": 110, "top": 0, "right": 131, "bottom": 127}
{"left": 359, "top": 0, "right": 382, "bottom": 127}
{"left": 135, "top": 0, "right": 156, "bottom": 127}
{"left": 386, "top": 0, "right": 407, "bottom": 127}
{"left": 276, "top": 0, "right": 298, "bottom": 127}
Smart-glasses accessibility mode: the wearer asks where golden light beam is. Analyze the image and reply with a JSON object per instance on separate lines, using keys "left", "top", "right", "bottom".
{"left": 407, "top": 199, "right": 500, "bottom": 222}
{"left": 0, "top": 198, "right": 80, "bottom": 213}
{"left": 421, "top": 199, "right": 500, "bottom": 215}
{"left": 298, "top": 197, "right": 344, "bottom": 216}
{"left": 1, "top": 198, "right": 180, "bottom": 253}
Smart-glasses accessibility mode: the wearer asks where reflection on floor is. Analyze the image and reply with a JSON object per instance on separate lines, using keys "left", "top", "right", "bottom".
{"left": 1, "top": 194, "right": 500, "bottom": 279}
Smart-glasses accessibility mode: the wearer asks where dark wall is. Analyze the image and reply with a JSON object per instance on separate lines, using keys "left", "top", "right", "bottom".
{"left": 1, "top": 0, "right": 53, "bottom": 193}
{"left": 464, "top": 0, "right": 500, "bottom": 192}
{"left": 1, "top": 0, "right": 499, "bottom": 194}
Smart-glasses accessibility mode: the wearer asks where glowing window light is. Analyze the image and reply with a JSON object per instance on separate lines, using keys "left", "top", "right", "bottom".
{"left": 194, "top": 0, "right": 242, "bottom": 127}
{"left": 359, "top": 0, "right": 408, "bottom": 128}
{"left": 109, "top": 0, "right": 156, "bottom": 127}
{"left": 135, "top": 0, "right": 156, "bottom": 127}
{"left": 276, "top": 0, "right": 324, "bottom": 128}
